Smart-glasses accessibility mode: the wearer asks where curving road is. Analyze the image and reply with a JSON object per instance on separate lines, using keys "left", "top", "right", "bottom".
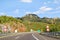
{"left": 0, "top": 32, "right": 60, "bottom": 40}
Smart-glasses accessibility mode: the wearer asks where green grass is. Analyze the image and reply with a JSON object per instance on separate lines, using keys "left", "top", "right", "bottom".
{"left": 23, "top": 21, "right": 48, "bottom": 32}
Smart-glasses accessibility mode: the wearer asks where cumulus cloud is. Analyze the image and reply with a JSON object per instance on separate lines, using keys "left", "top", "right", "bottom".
{"left": 39, "top": 6, "right": 52, "bottom": 12}
{"left": 45, "top": 6, "right": 60, "bottom": 14}
{"left": 33, "top": 6, "right": 52, "bottom": 14}
{"left": 20, "top": 0, "right": 32, "bottom": 3}
{"left": 25, "top": 6, "right": 53, "bottom": 14}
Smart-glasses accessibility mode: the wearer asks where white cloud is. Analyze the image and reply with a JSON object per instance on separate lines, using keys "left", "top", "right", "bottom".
{"left": 25, "top": 6, "right": 53, "bottom": 14}
{"left": 39, "top": 6, "right": 52, "bottom": 12}
{"left": 33, "top": 6, "right": 52, "bottom": 14}
{"left": 20, "top": 0, "right": 32, "bottom": 3}
{"left": 13, "top": 9, "right": 19, "bottom": 14}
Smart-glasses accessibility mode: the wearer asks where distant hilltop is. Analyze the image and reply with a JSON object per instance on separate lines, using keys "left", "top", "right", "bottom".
{"left": 19, "top": 14, "right": 41, "bottom": 22}
{"left": 16, "top": 14, "right": 60, "bottom": 24}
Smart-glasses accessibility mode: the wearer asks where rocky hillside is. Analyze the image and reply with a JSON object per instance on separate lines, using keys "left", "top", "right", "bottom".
{"left": 0, "top": 16, "right": 26, "bottom": 33}
{"left": 21, "top": 14, "right": 40, "bottom": 22}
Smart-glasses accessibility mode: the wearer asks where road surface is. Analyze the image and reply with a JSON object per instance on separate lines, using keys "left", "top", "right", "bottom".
{"left": 0, "top": 32, "right": 60, "bottom": 40}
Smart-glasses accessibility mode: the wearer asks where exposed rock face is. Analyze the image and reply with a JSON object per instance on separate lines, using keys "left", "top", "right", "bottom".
{"left": 22, "top": 14, "right": 40, "bottom": 22}
{"left": 0, "top": 22, "right": 26, "bottom": 33}
{"left": 10, "top": 22, "right": 26, "bottom": 32}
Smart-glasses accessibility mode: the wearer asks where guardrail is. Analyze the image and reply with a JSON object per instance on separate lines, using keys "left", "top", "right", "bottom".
{"left": 0, "top": 33, "right": 18, "bottom": 37}
{"left": 40, "top": 32, "right": 60, "bottom": 39}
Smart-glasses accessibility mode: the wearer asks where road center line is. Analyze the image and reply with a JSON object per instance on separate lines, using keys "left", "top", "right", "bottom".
{"left": 32, "top": 34, "right": 39, "bottom": 40}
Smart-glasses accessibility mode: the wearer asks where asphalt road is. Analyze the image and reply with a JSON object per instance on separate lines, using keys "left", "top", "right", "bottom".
{"left": 0, "top": 32, "right": 60, "bottom": 40}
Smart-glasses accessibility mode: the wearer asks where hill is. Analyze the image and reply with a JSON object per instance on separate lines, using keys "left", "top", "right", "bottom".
{"left": 0, "top": 16, "right": 26, "bottom": 33}
{"left": 20, "top": 14, "right": 40, "bottom": 22}
{"left": 16, "top": 14, "right": 60, "bottom": 32}
{"left": 0, "top": 15, "right": 22, "bottom": 23}
{"left": 0, "top": 15, "right": 60, "bottom": 32}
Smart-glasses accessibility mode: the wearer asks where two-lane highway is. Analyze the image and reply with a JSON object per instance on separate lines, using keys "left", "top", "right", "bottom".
{"left": 0, "top": 32, "right": 60, "bottom": 40}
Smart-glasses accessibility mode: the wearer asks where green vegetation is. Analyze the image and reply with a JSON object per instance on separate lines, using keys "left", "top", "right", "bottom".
{"left": 0, "top": 15, "right": 23, "bottom": 33}
{"left": 22, "top": 22, "right": 48, "bottom": 32}
{"left": 0, "top": 14, "right": 60, "bottom": 32}
{"left": 16, "top": 14, "right": 60, "bottom": 32}
{"left": 0, "top": 15, "right": 22, "bottom": 24}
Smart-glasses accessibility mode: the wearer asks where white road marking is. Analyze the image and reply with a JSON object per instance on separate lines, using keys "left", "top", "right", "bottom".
{"left": 32, "top": 34, "right": 39, "bottom": 40}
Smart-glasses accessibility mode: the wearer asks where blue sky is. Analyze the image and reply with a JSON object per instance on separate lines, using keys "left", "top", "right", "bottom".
{"left": 0, "top": 0, "right": 60, "bottom": 18}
